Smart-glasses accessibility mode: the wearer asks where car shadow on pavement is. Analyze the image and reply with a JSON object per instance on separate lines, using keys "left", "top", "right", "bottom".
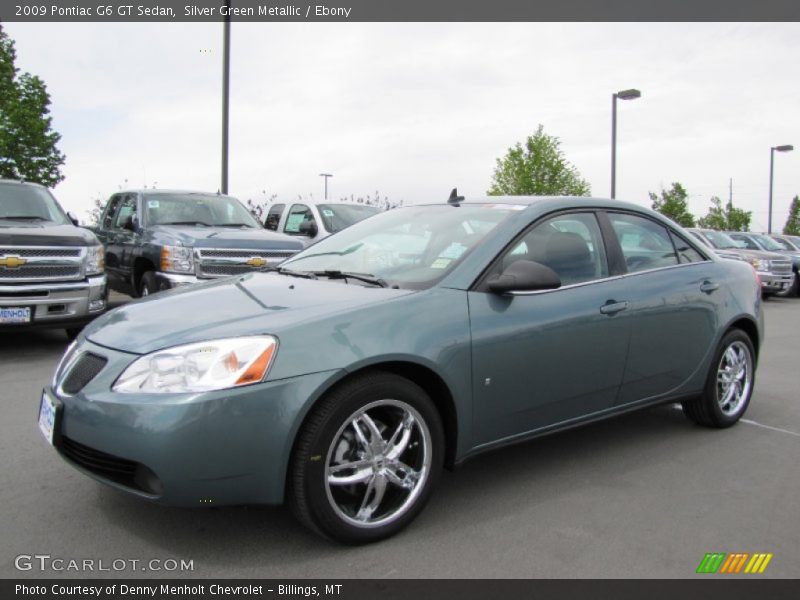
{"left": 90, "top": 402, "right": 698, "bottom": 574}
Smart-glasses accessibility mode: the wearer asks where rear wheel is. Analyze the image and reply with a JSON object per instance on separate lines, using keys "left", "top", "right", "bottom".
{"left": 682, "top": 329, "right": 755, "bottom": 428}
{"left": 288, "top": 372, "right": 444, "bottom": 544}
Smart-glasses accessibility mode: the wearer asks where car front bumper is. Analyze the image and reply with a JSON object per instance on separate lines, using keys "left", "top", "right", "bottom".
{"left": 758, "top": 271, "right": 793, "bottom": 293}
{"left": 0, "top": 275, "right": 107, "bottom": 330}
{"left": 46, "top": 339, "right": 342, "bottom": 506}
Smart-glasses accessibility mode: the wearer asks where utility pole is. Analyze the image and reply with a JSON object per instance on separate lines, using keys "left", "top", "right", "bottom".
{"left": 728, "top": 178, "right": 733, "bottom": 230}
{"left": 221, "top": 4, "right": 231, "bottom": 194}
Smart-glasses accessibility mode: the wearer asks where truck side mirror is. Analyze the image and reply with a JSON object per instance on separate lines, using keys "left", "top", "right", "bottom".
{"left": 67, "top": 211, "right": 79, "bottom": 226}
{"left": 299, "top": 220, "right": 318, "bottom": 238}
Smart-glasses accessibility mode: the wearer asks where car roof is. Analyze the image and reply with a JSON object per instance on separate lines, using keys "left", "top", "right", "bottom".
{"left": 416, "top": 195, "right": 651, "bottom": 214}
{"left": 0, "top": 178, "right": 47, "bottom": 188}
{"left": 117, "top": 189, "right": 238, "bottom": 200}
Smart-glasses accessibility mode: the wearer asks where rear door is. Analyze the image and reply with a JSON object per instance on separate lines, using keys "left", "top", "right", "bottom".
{"left": 604, "top": 211, "right": 719, "bottom": 405}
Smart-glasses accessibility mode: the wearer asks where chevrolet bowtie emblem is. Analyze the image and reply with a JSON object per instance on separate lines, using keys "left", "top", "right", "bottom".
{"left": 0, "top": 256, "right": 27, "bottom": 269}
{"left": 246, "top": 257, "right": 268, "bottom": 268}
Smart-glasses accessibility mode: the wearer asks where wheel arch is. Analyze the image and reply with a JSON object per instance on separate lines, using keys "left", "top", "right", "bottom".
{"left": 132, "top": 257, "right": 156, "bottom": 293}
{"left": 284, "top": 360, "right": 461, "bottom": 501}
{"left": 725, "top": 316, "right": 761, "bottom": 359}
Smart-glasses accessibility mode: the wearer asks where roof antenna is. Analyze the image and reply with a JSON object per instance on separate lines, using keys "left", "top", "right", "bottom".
{"left": 448, "top": 187, "right": 464, "bottom": 204}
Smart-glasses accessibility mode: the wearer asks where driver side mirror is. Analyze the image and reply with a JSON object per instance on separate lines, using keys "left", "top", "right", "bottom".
{"left": 123, "top": 215, "right": 139, "bottom": 233}
{"left": 67, "top": 211, "right": 79, "bottom": 226}
{"left": 299, "top": 220, "right": 318, "bottom": 238}
{"left": 487, "top": 260, "right": 561, "bottom": 294}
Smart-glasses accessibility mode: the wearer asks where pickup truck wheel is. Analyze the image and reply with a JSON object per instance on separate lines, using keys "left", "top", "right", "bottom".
{"left": 139, "top": 271, "right": 160, "bottom": 297}
{"left": 65, "top": 328, "right": 82, "bottom": 341}
{"left": 682, "top": 329, "right": 755, "bottom": 428}
{"left": 288, "top": 372, "right": 444, "bottom": 544}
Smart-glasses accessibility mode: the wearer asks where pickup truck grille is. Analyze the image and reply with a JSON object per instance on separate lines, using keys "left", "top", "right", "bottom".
{"left": 0, "top": 246, "right": 85, "bottom": 283}
{"left": 770, "top": 259, "right": 792, "bottom": 276}
{"left": 196, "top": 247, "right": 297, "bottom": 279}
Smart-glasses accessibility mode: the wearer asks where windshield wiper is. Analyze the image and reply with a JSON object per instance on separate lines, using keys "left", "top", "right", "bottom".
{"left": 310, "top": 270, "right": 388, "bottom": 288}
{"left": 159, "top": 220, "right": 212, "bottom": 227}
{"left": 289, "top": 243, "right": 364, "bottom": 263}
{"left": 262, "top": 266, "right": 318, "bottom": 280}
{"left": 0, "top": 215, "right": 51, "bottom": 221}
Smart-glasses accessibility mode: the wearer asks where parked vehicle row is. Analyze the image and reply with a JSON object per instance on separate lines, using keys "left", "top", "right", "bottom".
{"left": 39, "top": 195, "right": 763, "bottom": 544}
{"left": 264, "top": 201, "right": 381, "bottom": 246}
{"left": 687, "top": 228, "right": 798, "bottom": 297}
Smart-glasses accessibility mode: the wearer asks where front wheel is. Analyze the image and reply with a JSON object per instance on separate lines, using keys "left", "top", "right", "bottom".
{"left": 288, "top": 372, "right": 444, "bottom": 544}
{"left": 138, "top": 271, "right": 163, "bottom": 297}
{"left": 682, "top": 329, "right": 755, "bottom": 428}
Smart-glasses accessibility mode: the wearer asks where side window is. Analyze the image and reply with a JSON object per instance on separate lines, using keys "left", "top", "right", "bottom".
{"left": 102, "top": 196, "right": 122, "bottom": 230}
{"left": 609, "top": 213, "right": 678, "bottom": 273}
{"left": 265, "top": 204, "right": 285, "bottom": 231}
{"left": 500, "top": 212, "right": 609, "bottom": 286}
{"left": 283, "top": 204, "right": 314, "bottom": 235}
{"left": 669, "top": 232, "right": 707, "bottom": 264}
{"left": 113, "top": 195, "right": 137, "bottom": 230}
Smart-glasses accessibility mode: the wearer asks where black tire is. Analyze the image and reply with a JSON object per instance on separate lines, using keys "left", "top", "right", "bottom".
{"left": 65, "top": 327, "right": 82, "bottom": 341}
{"left": 288, "top": 372, "right": 444, "bottom": 544}
{"left": 779, "top": 272, "right": 800, "bottom": 298}
{"left": 682, "top": 329, "right": 755, "bottom": 428}
{"left": 138, "top": 271, "right": 161, "bottom": 297}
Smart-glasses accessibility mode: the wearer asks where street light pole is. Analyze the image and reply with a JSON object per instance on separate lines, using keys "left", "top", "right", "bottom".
{"left": 768, "top": 144, "right": 794, "bottom": 233}
{"left": 319, "top": 173, "right": 333, "bottom": 200}
{"left": 611, "top": 88, "right": 641, "bottom": 199}
{"left": 221, "top": 5, "right": 231, "bottom": 194}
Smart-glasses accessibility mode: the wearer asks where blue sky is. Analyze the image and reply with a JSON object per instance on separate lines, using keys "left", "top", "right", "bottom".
{"left": 5, "top": 22, "right": 800, "bottom": 230}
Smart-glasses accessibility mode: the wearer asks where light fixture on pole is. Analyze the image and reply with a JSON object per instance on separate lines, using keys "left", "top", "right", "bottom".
{"left": 611, "top": 88, "right": 641, "bottom": 199}
{"left": 319, "top": 173, "right": 333, "bottom": 200}
{"left": 768, "top": 144, "right": 793, "bottom": 233}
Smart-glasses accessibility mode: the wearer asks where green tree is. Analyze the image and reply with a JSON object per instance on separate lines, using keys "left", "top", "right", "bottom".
{"left": 0, "top": 24, "right": 65, "bottom": 186}
{"left": 488, "top": 125, "right": 590, "bottom": 196}
{"left": 784, "top": 196, "right": 800, "bottom": 236}
{"left": 695, "top": 195, "right": 752, "bottom": 231}
{"left": 649, "top": 182, "right": 695, "bottom": 227}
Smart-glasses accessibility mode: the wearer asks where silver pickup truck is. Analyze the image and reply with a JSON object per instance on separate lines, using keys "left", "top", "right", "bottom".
{"left": 0, "top": 180, "right": 107, "bottom": 338}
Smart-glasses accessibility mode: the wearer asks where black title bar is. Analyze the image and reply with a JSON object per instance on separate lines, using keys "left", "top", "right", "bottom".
{"left": 2, "top": 0, "right": 800, "bottom": 22}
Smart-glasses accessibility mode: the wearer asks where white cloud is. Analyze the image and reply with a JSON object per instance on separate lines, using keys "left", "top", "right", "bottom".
{"left": 4, "top": 21, "right": 800, "bottom": 230}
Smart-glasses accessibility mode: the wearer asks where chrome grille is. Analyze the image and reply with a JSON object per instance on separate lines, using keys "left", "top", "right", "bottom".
{"left": 0, "top": 246, "right": 85, "bottom": 283}
{"left": 770, "top": 260, "right": 792, "bottom": 276}
{"left": 196, "top": 247, "right": 297, "bottom": 279}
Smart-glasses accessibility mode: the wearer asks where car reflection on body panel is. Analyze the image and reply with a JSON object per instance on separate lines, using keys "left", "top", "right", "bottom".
{"left": 41, "top": 196, "right": 763, "bottom": 544}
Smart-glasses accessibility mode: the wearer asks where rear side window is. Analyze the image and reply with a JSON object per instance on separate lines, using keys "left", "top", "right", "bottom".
{"left": 670, "top": 232, "right": 707, "bottom": 264}
{"left": 608, "top": 213, "right": 678, "bottom": 273}
{"left": 265, "top": 204, "right": 284, "bottom": 231}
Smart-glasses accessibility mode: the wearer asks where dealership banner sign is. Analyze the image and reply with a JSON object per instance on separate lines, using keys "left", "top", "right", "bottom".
{"left": 2, "top": 0, "right": 800, "bottom": 22}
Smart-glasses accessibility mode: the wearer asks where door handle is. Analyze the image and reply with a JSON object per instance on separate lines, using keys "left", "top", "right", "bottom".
{"left": 600, "top": 300, "right": 629, "bottom": 315}
{"left": 700, "top": 281, "right": 720, "bottom": 294}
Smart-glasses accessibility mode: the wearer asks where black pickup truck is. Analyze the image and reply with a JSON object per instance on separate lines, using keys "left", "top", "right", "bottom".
{"left": 94, "top": 189, "right": 304, "bottom": 297}
{"left": 1, "top": 179, "right": 107, "bottom": 337}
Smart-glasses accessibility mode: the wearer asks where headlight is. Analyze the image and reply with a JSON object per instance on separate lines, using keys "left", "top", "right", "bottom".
{"left": 85, "top": 245, "right": 105, "bottom": 275}
{"left": 161, "top": 245, "right": 194, "bottom": 274}
{"left": 113, "top": 336, "right": 278, "bottom": 394}
{"left": 747, "top": 258, "right": 769, "bottom": 271}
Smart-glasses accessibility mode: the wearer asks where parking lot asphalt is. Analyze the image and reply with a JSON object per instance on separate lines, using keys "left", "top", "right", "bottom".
{"left": 1, "top": 293, "right": 798, "bottom": 579}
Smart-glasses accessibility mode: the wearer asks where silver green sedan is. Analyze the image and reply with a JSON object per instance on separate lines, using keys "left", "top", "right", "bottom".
{"left": 39, "top": 196, "right": 763, "bottom": 544}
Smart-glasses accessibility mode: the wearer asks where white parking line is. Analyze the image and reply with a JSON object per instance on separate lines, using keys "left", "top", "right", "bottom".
{"left": 740, "top": 418, "right": 800, "bottom": 438}
{"left": 669, "top": 404, "right": 800, "bottom": 437}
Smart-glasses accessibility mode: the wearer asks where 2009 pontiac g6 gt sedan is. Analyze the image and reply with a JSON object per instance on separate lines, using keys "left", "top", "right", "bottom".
{"left": 39, "top": 196, "right": 763, "bottom": 544}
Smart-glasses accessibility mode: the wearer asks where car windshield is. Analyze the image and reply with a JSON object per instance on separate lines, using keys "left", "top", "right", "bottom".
{"left": 751, "top": 233, "right": 785, "bottom": 252}
{"left": 700, "top": 230, "right": 740, "bottom": 249}
{"left": 317, "top": 203, "right": 381, "bottom": 233}
{"left": 0, "top": 183, "right": 70, "bottom": 225}
{"left": 144, "top": 193, "right": 261, "bottom": 228}
{"left": 281, "top": 204, "right": 521, "bottom": 289}
{"left": 770, "top": 236, "right": 798, "bottom": 251}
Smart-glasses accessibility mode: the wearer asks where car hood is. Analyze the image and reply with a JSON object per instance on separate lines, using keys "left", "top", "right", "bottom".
{"left": 149, "top": 225, "right": 303, "bottom": 250}
{"left": 0, "top": 223, "right": 99, "bottom": 246}
{"left": 84, "top": 273, "right": 414, "bottom": 354}
{"left": 719, "top": 248, "right": 787, "bottom": 261}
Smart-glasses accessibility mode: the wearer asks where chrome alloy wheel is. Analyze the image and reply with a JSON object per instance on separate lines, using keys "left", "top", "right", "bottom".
{"left": 324, "top": 399, "right": 432, "bottom": 529}
{"left": 716, "top": 341, "right": 753, "bottom": 416}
